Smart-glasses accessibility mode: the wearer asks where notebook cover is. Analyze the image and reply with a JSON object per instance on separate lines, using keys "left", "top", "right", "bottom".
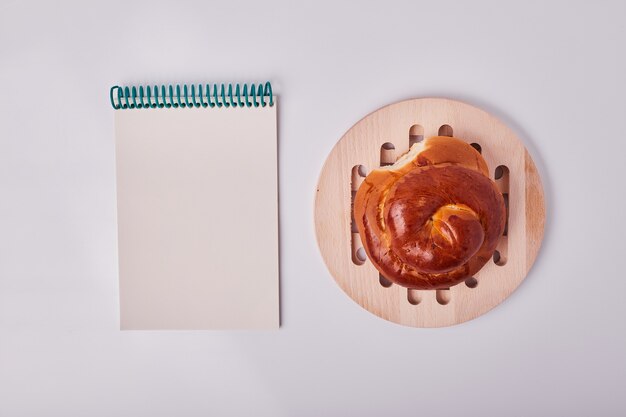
{"left": 115, "top": 102, "right": 279, "bottom": 329}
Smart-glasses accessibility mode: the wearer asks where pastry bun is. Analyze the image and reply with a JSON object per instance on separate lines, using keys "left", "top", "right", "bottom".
{"left": 354, "top": 136, "right": 506, "bottom": 289}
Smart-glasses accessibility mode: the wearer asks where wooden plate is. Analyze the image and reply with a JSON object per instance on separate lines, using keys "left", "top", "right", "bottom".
{"left": 314, "top": 98, "right": 545, "bottom": 327}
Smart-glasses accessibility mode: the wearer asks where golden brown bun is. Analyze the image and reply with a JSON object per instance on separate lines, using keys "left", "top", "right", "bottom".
{"left": 354, "top": 136, "right": 506, "bottom": 289}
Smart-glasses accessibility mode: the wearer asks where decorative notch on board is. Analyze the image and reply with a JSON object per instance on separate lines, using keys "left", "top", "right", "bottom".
{"left": 409, "top": 124, "right": 424, "bottom": 146}
{"left": 380, "top": 142, "right": 396, "bottom": 166}
{"left": 407, "top": 289, "right": 421, "bottom": 305}
{"left": 350, "top": 165, "right": 368, "bottom": 265}
{"left": 465, "top": 277, "right": 478, "bottom": 288}
{"left": 470, "top": 142, "right": 482, "bottom": 153}
{"left": 378, "top": 142, "right": 398, "bottom": 287}
{"left": 468, "top": 140, "right": 482, "bottom": 288}
{"left": 436, "top": 288, "right": 451, "bottom": 305}
{"left": 379, "top": 274, "right": 393, "bottom": 288}
{"left": 494, "top": 165, "right": 510, "bottom": 266}
{"left": 438, "top": 124, "right": 453, "bottom": 137}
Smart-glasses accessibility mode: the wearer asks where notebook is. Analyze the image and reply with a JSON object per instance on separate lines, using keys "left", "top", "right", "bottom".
{"left": 111, "top": 82, "right": 279, "bottom": 330}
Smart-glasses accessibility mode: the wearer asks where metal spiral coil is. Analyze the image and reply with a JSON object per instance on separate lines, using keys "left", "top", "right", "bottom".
{"left": 110, "top": 82, "right": 274, "bottom": 109}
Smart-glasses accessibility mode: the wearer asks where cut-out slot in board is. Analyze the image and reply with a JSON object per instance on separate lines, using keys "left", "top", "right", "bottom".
{"left": 350, "top": 165, "right": 367, "bottom": 265}
{"left": 436, "top": 289, "right": 451, "bottom": 305}
{"left": 438, "top": 124, "right": 453, "bottom": 136}
{"left": 409, "top": 124, "right": 424, "bottom": 146}
{"left": 315, "top": 98, "right": 545, "bottom": 327}
{"left": 465, "top": 277, "right": 478, "bottom": 288}
{"left": 379, "top": 274, "right": 393, "bottom": 288}
{"left": 380, "top": 143, "right": 396, "bottom": 166}
{"left": 352, "top": 245, "right": 366, "bottom": 264}
{"left": 470, "top": 142, "right": 482, "bottom": 153}
{"left": 494, "top": 242, "right": 507, "bottom": 266}
{"left": 495, "top": 165, "right": 510, "bottom": 235}
{"left": 407, "top": 289, "right": 421, "bottom": 305}
{"left": 494, "top": 165, "right": 510, "bottom": 265}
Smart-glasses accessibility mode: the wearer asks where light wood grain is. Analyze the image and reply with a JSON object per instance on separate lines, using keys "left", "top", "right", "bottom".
{"left": 314, "top": 98, "right": 545, "bottom": 327}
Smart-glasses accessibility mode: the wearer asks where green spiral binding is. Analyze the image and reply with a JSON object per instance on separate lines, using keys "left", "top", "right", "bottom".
{"left": 110, "top": 82, "right": 274, "bottom": 110}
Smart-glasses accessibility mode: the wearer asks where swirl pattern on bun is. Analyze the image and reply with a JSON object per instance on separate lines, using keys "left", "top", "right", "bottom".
{"left": 354, "top": 136, "right": 506, "bottom": 289}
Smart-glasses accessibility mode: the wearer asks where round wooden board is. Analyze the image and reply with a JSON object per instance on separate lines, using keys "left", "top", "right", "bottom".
{"left": 315, "top": 98, "right": 545, "bottom": 327}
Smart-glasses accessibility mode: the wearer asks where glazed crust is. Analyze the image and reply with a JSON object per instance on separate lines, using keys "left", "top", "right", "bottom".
{"left": 354, "top": 136, "right": 506, "bottom": 289}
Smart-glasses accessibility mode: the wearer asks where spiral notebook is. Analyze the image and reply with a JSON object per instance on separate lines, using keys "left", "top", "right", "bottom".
{"left": 111, "top": 82, "right": 279, "bottom": 330}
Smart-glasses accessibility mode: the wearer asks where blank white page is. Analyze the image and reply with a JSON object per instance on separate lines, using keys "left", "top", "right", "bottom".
{"left": 115, "top": 103, "right": 278, "bottom": 330}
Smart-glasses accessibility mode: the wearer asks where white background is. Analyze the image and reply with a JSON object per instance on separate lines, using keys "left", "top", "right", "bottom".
{"left": 1, "top": 0, "right": 625, "bottom": 416}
